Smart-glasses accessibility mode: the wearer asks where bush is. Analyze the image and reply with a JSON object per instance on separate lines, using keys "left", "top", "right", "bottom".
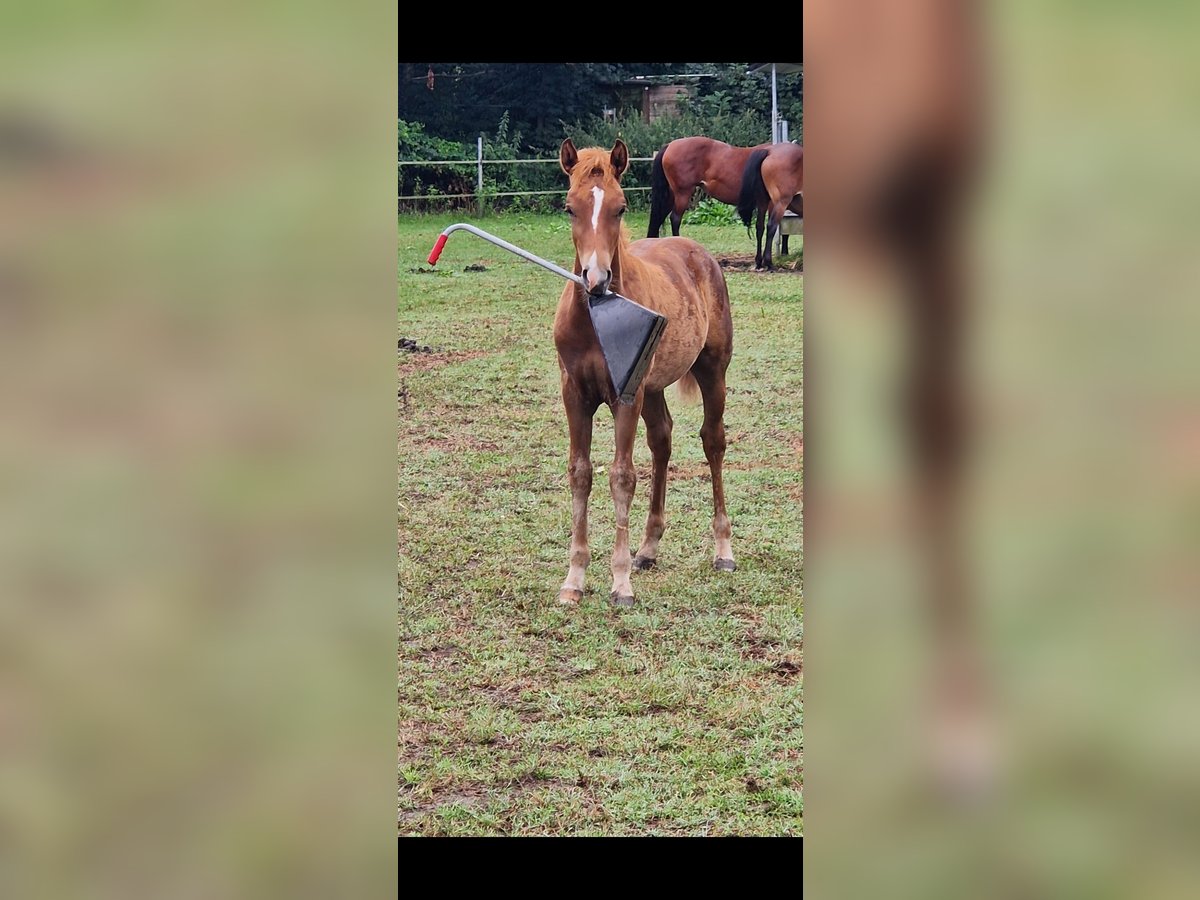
{"left": 398, "top": 101, "right": 789, "bottom": 215}
{"left": 478, "top": 112, "right": 563, "bottom": 214}
{"left": 549, "top": 111, "right": 769, "bottom": 214}
{"left": 398, "top": 119, "right": 473, "bottom": 212}
{"left": 563, "top": 110, "right": 772, "bottom": 159}
{"left": 686, "top": 198, "right": 738, "bottom": 226}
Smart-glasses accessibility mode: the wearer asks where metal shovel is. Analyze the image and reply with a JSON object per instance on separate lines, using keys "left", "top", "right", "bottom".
{"left": 427, "top": 223, "right": 667, "bottom": 405}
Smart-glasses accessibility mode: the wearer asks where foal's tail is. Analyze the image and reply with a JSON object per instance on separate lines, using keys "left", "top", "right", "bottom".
{"left": 674, "top": 371, "right": 702, "bottom": 405}
{"left": 737, "top": 148, "right": 771, "bottom": 234}
{"left": 647, "top": 145, "right": 672, "bottom": 238}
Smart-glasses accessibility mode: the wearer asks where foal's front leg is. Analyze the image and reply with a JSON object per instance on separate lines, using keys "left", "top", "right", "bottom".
{"left": 558, "top": 385, "right": 597, "bottom": 605}
{"left": 608, "top": 395, "right": 643, "bottom": 606}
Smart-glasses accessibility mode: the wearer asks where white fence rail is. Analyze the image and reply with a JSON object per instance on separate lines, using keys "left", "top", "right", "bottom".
{"left": 399, "top": 137, "right": 656, "bottom": 210}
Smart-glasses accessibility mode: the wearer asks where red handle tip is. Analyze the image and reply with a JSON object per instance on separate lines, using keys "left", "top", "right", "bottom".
{"left": 427, "top": 233, "right": 448, "bottom": 265}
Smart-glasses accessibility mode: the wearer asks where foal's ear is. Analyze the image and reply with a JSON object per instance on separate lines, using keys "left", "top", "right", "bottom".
{"left": 610, "top": 139, "right": 629, "bottom": 179}
{"left": 559, "top": 139, "right": 579, "bottom": 175}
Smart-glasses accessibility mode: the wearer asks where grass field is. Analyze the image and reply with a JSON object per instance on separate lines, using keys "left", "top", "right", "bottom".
{"left": 397, "top": 210, "right": 802, "bottom": 835}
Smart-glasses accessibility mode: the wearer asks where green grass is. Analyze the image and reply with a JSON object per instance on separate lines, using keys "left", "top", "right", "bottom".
{"left": 398, "top": 210, "right": 802, "bottom": 835}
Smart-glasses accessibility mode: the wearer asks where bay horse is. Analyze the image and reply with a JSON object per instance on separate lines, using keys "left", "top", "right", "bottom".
{"left": 647, "top": 136, "right": 771, "bottom": 239}
{"left": 737, "top": 143, "right": 804, "bottom": 270}
{"left": 555, "top": 138, "right": 736, "bottom": 607}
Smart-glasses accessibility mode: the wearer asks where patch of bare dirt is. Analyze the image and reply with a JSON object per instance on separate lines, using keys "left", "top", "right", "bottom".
{"left": 772, "top": 657, "right": 803, "bottom": 680}
{"left": 418, "top": 434, "right": 501, "bottom": 453}
{"left": 397, "top": 720, "right": 431, "bottom": 753}
{"left": 397, "top": 349, "right": 486, "bottom": 378}
{"left": 717, "top": 253, "right": 758, "bottom": 270}
{"left": 715, "top": 253, "right": 803, "bottom": 274}
{"left": 398, "top": 786, "right": 489, "bottom": 826}
{"left": 472, "top": 682, "right": 545, "bottom": 722}
{"left": 663, "top": 456, "right": 801, "bottom": 480}
{"left": 740, "top": 634, "right": 783, "bottom": 661}
{"left": 420, "top": 644, "right": 461, "bottom": 664}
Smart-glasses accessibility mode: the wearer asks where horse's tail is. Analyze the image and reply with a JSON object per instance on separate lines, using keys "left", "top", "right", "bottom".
{"left": 647, "top": 145, "right": 672, "bottom": 238}
{"left": 737, "top": 148, "right": 771, "bottom": 234}
{"left": 674, "top": 371, "right": 702, "bottom": 405}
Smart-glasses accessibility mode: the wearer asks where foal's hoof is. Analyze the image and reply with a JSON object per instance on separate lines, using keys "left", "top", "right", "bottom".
{"left": 631, "top": 555, "right": 657, "bottom": 571}
{"left": 714, "top": 558, "right": 737, "bottom": 572}
{"left": 609, "top": 592, "right": 636, "bottom": 608}
{"left": 558, "top": 589, "right": 583, "bottom": 605}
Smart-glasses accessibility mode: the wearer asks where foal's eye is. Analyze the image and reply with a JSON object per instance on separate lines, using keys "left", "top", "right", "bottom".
{"left": 617, "top": 206, "right": 627, "bottom": 217}
{"left": 565, "top": 207, "right": 576, "bottom": 217}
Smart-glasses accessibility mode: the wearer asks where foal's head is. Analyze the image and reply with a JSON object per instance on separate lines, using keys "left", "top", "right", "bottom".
{"left": 559, "top": 138, "right": 630, "bottom": 296}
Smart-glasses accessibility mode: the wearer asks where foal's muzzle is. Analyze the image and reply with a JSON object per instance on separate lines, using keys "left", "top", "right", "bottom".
{"left": 583, "top": 267, "right": 611, "bottom": 296}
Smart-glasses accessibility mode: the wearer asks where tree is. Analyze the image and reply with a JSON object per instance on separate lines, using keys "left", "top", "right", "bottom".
{"left": 399, "top": 62, "right": 697, "bottom": 153}
{"left": 684, "top": 63, "right": 803, "bottom": 142}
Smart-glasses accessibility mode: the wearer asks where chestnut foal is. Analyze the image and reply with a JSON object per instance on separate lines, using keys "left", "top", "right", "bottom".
{"left": 553, "top": 139, "right": 736, "bottom": 607}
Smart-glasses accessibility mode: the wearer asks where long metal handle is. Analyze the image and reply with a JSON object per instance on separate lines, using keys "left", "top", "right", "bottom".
{"left": 427, "top": 222, "right": 584, "bottom": 288}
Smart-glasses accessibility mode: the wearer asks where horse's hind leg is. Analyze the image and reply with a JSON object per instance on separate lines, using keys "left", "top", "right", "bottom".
{"left": 607, "top": 395, "right": 643, "bottom": 606}
{"left": 762, "top": 214, "right": 780, "bottom": 270}
{"left": 691, "top": 355, "right": 735, "bottom": 571}
{"left": 648, "top": 192, "right": 669, "bottom": 239}
{"left": 670, "top": 191, "right": 689, "bottom": 236}
{"left": 754, "top": 208, "right": 766, "bottom": 269}
{"left": 558, "top": 384, "right": 598, "bottom": 604}
{"left": 633, "top": 390, "right": 672, "bottom": 571}
{"left": 782, "top": 194, "right": 802, "bottom": 258}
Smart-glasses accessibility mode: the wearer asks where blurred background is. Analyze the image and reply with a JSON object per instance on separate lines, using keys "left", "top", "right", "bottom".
{"left": 0, "top": 2, "right": 398, "bottom": 897}
{"left": 806, "top": 0, "right": 1200, "bottom": 896}
{"left": 2, "top": 0, "right": 1199, "bottom": 894}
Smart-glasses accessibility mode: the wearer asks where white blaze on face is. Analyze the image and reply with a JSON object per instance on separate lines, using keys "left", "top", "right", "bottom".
{"left": 591, "top": 186, "right": 604, "bottom": 232}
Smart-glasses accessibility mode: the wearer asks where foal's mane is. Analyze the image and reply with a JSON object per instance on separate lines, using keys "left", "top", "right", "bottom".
{"left": 569, "top": 147, "right": 620, "bottom": 182}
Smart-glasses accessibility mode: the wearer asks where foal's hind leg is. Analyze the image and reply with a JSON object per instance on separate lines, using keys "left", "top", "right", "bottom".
{"left": 558, "top": 385, "right": 598, "bottom": 605}
{"left": 691, "top": 357, "right": 735, "bottom": 571}
{"left": 633, "top": 390, "right": 672, "bottom": 571}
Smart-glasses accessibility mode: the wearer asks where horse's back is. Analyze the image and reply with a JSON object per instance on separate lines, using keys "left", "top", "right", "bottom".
{"left": 660, "top": 137, "right": 723, "bottom": 189}
{"left": 665, "top": 135, "right": 725, "bottom": 157}
{"left": 663, "top": 137, "right": 772, "bottom": 206}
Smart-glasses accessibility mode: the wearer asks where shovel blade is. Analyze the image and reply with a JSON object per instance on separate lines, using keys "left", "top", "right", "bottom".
{"left": 587, "top": 292, "right": 668, "bottom": 405}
